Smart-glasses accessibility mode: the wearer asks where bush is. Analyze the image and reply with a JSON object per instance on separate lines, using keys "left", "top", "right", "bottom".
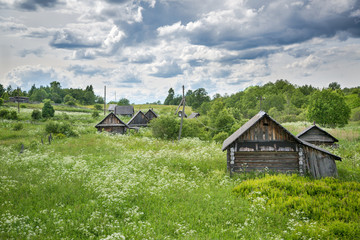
{"left": 20, "top": 104, "right": 27, "bottom": 108}
{"left": 31, "top": 109, "right": 42, "bottom": 120}
{"left": 150, "top": 115, "right": 179, "bottom": 140}
{"left": 42, "top": 100, "right": 55, "bottom": 118}
{"left": 0, "top": 98, "right": 3, "bottom": 106}
{"left": 212, "top": 131, "right": 229, "bottom": 143}
{"left": 0, "top": 109, "right": 9, "bottom": 118}
{"left": 94, "top": 104, "right": 103, "bottom": 111}
{"left": 8, "top": 110, "right": 18, "bottom": 120}
{"left": 13, "top": 123, "right": 23, "bottom": 131}
{"left": 66, "top": 101, "right": 76, "bottom": 106}
{"left": 92, "top": 111, "right": 100, "bottom": 118}
{"left": 45, "top": 121, "right": 78, "bottom": 137}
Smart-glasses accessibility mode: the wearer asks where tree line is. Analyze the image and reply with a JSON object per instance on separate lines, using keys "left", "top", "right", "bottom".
{"left": 158, "top": 80, "right": 360, "bottom": 142}
{"left": 0, "top": 81, "right": 104, "bottom": 106}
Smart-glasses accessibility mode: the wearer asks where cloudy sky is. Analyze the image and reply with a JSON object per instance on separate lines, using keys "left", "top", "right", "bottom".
{"left": 0, "top": 0, "right": 360, "bottom": 103}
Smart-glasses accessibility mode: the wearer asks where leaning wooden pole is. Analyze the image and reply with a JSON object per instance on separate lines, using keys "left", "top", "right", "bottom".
{"left": 178, "top": 85, "right": 185, "bottom": 141}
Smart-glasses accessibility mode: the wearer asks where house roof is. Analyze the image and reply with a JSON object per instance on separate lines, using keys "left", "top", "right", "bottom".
{"left": 188, "top": 112, "right": 200, "bottom": 119}
{"left": 296, "top": 124, "right": 338, "bottom": 142}
{"left": 115, "top": 105, "right": 134, "bottom": 115}
{"left": 222, "top": 111, "right": 341, "bottom": 160}
{"left": 145, "top": 109, "right": 158, "bottom": 118}
{"left": 95, "top": 112, "right": 129, "bottom": 128}
{"left": 108, "top": 104, "right": 117, "bottom": 111}
{"left": 127, "top": 110, "right": 149, "bottom": 126}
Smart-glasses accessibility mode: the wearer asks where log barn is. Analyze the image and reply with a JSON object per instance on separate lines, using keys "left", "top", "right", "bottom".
{"left": 115, "top": 105, "right": 134, "bottom": 117}
{"left": 145, "top": 109, "right": 158, "bottom": 121}
{"left": 296, "top": 124, "right": 338, "bottom": 146}
{"left": 127, "top": 111, "right": 149, "bottom": 127}
{"left": 95, "top": 112, "right": 129, "bottom": 134}
{"left": 222, "top": 111, "right": 341, "bottom": 178}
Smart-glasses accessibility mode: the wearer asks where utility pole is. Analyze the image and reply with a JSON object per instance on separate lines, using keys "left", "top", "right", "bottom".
{"left": 104, "top": 86, "right": 106, "bottom": 115}
{"left": 178, "top": 85, "right": 185, "bottom": 141}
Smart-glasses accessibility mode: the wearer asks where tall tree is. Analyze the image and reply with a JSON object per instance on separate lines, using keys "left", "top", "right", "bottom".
{"left": 117, "top": 98, "right": 130, "bottom": 106}
{"left": 164, "top": 88, "right": 175, "bottom": 105}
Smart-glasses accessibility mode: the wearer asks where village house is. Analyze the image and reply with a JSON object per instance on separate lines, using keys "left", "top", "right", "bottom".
{"left": 297, "top": 124, "right": 338, "bottom": 146}
{"left": 95, "top": 112, "right": 129, "bottom": 134}
{"left": 222, "top": 111, "right": 341, "bottom": 178}
{"left": 115, "top": 105, "right": 134, "bottom": 117}
{"left": 127, "top": 111, "right": 149, "bottom": 128}
{"left": 145, "top": 109, "right": 158, "bottom": 121}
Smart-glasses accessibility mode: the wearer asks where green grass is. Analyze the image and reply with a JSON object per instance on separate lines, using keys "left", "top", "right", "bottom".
{"left": 1, "top": 107, "right": 360, "bottom": 239}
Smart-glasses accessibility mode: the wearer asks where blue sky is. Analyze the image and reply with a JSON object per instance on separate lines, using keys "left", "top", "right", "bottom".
{"left": 0, "top": 0, "right": 360, "bottom": 103}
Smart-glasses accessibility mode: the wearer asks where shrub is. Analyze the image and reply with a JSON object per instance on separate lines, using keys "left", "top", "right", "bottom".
{"left": 150, "top": 115, "right": 179, "bottom": 140}
{"left": 20, "top": 104, "right": 27, "bottom": 108}
{"left": 31, "top": 109, "right": 42, "bottom": 120}
{"left": 94, "top": 104, "right": 103, "bottom": 110}
{"left": 0, "top": 109, "right": 9, "bottom": 118}
{"left": 8, "top": 110, "right": 18, "bottom": 120}
{"left": 0, "top": 98, "right": 3, "bottom": 106}
{"left": 66, "top": 101, "right": 76, "bottom": 106}
{"left": 13, "top": 123, "right": 23, "bottom": 131}
{"left": 42, "top": 100, "right": 55, "bottom": 118}
{"left": 212, "top": 131, "right": 229, "bottom": 143}
{"left": 92, "top": 111, "right": 100, "bottom": 118}
{"left": 45, "top": 121, "right": 78, "bottom": 137}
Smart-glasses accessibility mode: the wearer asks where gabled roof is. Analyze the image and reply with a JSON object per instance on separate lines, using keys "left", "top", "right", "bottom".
{"left": 296, "top": 124, "right": 338, "bottom": 142}
{"left": 95, "top": 112, "right": 129, "bottom": 128}
{"left": 222, "top": 111, "right": 341, "bottom": 160}
{"left": 188, "top": 112, "right": 200, "bottom": 119}
{"left": 127, "top": 110, "right": 149, "bottom": 126}
{"left": 115, "top": 105, "right": 134, "bottom": 115}
{"left": 145, "top": 109, "right": 158, "bottom": 118}
{"left": 108, "top": 104, "right": 117, "bottom": 111}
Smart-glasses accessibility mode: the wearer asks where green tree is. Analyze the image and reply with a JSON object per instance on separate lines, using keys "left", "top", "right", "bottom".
{"left": 30, "top": 89, "right": 49, "bottom": 102}
{"left": 190, "top": 88, "right": 210, "bottom": 109}
{"left": 328, "top": 82, "right": 341, "bottom": 90}
{"left": 150, "top": 115, "right": 179, "bottom": 140}
{"left": 0, "top": 98, "right": 3, "bottom": 106}
{"left": 42, "top": 100, "right": 55, "bottom": 118}
{"left": 117, "top": 98, "right": 130, "bottom": 106}
{"left": 31, "top": 109, "right": 42, "bottom": 120}
{"left": 0, "top": 84, "right": 5, "bottom": 97}
{"left": 307, "top": 89, "right": 351, "bottom": 128}
{"left": 164, "top": 88, "right": 175, "bottom": 105}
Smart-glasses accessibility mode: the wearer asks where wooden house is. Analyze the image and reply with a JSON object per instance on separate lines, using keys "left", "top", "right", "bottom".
{"left": 222, "top": 111, "right": 341, "bottom": 178}
{"left": 127, "top": 111, "right": 149, "bottom": 128}
{"left": 9, "top": 97, "right": 29, "bottom": 103}
{"left": 188, "top": 112, "right": 200, "bottom": 119}
{"left": 108, "top": 104, "right": 117, "bottom": 112}
{"left": 296, "top": 124, "right": 338, "bottom": 146}
{"left": 115, "top": 105, "right": 134, "bottom": 117}
{"left": 95, "top": 112, "right": 129, "bottom": 134}
{"left": 145, "top": 109, "right": 158, "bottom": 121}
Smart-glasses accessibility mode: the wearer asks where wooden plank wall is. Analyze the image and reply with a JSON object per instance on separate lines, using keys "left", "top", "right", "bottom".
{"left": 299, "top": 128, "right": 335, "bottom": 144}
{"left": 302, "top": 145, "right": 338, "bottom": 178}
{"left": 103, "top": 114, "right": 121, "bottom": 124}
{"left": 233, "top": 152, "right": 299, "bottom": 172}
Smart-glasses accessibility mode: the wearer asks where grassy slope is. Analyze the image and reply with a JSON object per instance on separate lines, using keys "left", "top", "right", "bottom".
{"left": 0, "top": 104, "right": 359, "bottom": 239}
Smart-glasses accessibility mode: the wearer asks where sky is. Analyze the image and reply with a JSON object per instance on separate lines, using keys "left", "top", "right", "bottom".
{"left": 0, "top": 0, "right": 360, "bottom": 103}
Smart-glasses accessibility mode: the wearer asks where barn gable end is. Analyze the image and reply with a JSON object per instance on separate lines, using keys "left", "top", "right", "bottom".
{"left": 127, "top": 111, "right": 149, "bottom": 127}
{"left": 222, "top": 111, "right": 341, "bottom": 178}
{"left": 297, "top": 124, "right": 338, "bottom": 146}
{"left": 95, "top": 112, "right": 129, "bottom": 134}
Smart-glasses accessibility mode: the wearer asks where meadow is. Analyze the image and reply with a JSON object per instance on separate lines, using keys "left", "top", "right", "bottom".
{"left": 0, "top": 103, "right": 360, "bottom": 239}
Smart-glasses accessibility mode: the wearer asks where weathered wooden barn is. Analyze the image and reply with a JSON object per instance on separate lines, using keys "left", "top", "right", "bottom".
{"left": 222, "top": 111, "right": 341, "bottom": 178}
{"left": 95, "top": 112, "right": 129, "bottom": 134}
{"left": 297, "top": 124, "right": 338, "bottom": 146}
{"left": 115, "top": 105, "right": 134, "bottom": 117}
{"left": 145, "top": 109, "right": 158, "bottom": 121}
{"left": 127, "top": 111, "right": 149, "bottom": 127}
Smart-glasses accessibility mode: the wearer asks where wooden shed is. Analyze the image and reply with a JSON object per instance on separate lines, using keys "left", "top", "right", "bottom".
{"left": 127, "top": 111, "right": 149, "bottom": 127}
{"left": 296, "top": 124, "right": 338, "bottom": 146}
{"left": 145, "top": 109, "right": 158, "bottom": 121}
{"left": 95, "top": 112, "right": 129, "bottom": 134}
{"left": 222, "top": 111, "right": 341, "bottom": 178}
{"left": 115, "top": 105, "right": 134, "bottom": 117}
{"left": 108, "top": 104, "right": 117, "bottom": 112}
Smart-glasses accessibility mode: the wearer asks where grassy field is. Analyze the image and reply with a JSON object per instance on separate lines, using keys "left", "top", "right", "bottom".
{"left": 1, "top": 104, "right": 360, "bottom": 239}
